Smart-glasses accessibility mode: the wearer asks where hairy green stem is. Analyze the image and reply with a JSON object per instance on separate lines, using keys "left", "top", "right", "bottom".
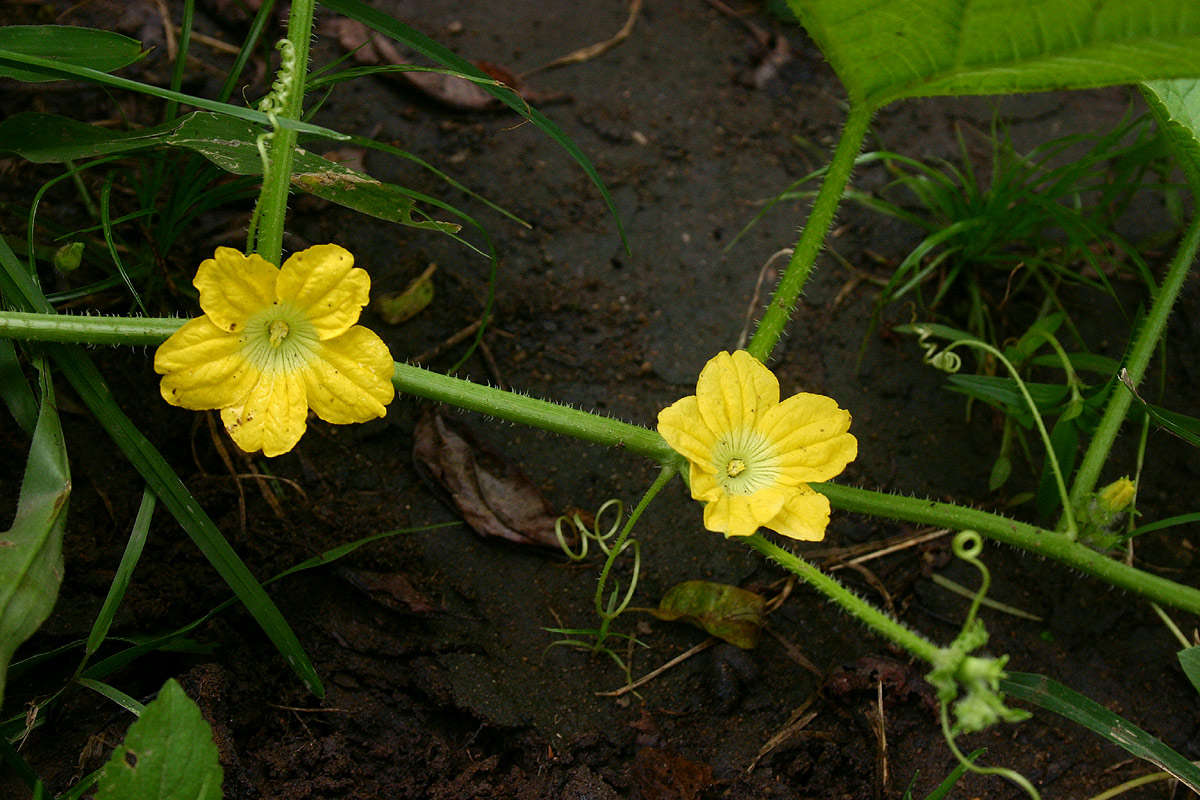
{"left": 748, "top": 103, "right": 872, "bottom": 362}
{"left": 391, "top": 362, "right": 680, "bottom": 465}
{"left": 5, "top": 310, "right": 1200, "bottom": 614}
{"left": 817, "top": 482, "right": 1200, "bottom": 615}
{"left": 743, "top": 533, "right": 942, "bottom": 664}
{"left": 1067, "top": 212, "right": 1200, "bottom": 510}
{"left": 251, "top": 0, "right": 315, "bottom": 263}
{"left": 0, "top": 311, "right": 183, "bottom": 345}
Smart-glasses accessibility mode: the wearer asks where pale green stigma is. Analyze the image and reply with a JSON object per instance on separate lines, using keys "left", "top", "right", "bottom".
{"left": 712, "top": 429, "right": 778, "bottom": 495}
{"left": 242, "top": 301, "right": 318, "bottom": 374}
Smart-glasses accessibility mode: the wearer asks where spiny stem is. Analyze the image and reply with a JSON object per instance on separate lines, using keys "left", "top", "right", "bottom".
{"left": 1067, "top": 211, "right": 1200, "bottom": 511}
{"left": 743, "top": 532, "right": 942, "bottom": 664}
{"left": 251, "top": 0, "right": 315, "bottom": 263}
{"left": 748, "top": 103, "right": 872, "bottom": 362}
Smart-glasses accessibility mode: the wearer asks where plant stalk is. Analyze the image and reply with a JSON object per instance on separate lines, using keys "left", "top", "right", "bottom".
{"left": 748, "top": 103, "right": 872, "bottom": 362}
{"left": 743, "top": 533, "right": 942, "bottom": 664}
{"left": 1067, "top": 212, "right": 1200, "bottom": 510}
{"left": 251, "top": 0, "right": 315, "bottom": 264}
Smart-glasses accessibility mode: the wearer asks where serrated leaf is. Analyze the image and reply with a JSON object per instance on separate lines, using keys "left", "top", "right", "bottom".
{"left": 787, "top": 0, "right": 1200, "bottom": 110}
{"left": 0, "top": 26, "right": 144, "bottom": 82}
{"left": 95, "top": 679, "right": 223, "bottom": 800}
{"left": 650, "top": 580, "right": 766, "bottom": 649}
{"left": 0, "top": 360, "right": 69, "bottom": 711}
{"left": 1141, "top": 79, "right": 1200, "bottom": 194}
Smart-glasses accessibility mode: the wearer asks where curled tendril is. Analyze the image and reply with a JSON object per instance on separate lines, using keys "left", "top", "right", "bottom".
{"left": 952, "top": 530, "right": 989, "bottom": 629}
{"left": 555, "top": 499, "right": 624, "bottom": 561}
{"left": 554, "top": 499, "right": 640, "bottom": 620}
{"left": 915, "top": 325, "right": 962, "bottom": 373}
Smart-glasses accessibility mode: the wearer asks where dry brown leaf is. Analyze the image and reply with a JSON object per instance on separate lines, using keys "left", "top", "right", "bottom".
{"left": 325, "top": 17, "right": 567, "bottom": 110}
{"left": 413, "top": 407, "right": 563, "bottom": 548}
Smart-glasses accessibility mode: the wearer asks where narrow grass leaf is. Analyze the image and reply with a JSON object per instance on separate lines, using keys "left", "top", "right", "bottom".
{"left": 0, "top": 359, "right": 69, "bottom": 711}
{"left": 0, "top": 49, "right": 345, "bottom": 140}
{"left": 318, "top": 0, "right": 629, "bottom": 251}
{"left": 1119, "top": 372, "right": 1200, "bottom": 447}
{"left": 0, "top": 238, "right": 323, "bottom": 697}
{"left": 0, "top": 338, "right": 37, "bottom": 434}
{"left": 787, "top": 0, "right": 1200, "bottom": 111}
{"left": 1001, "top": 671, "right": 1200, "bottom": 792}
{"left": 75, "top": 677, "right": 146, "bottom": 717}
{"left": 0, "top": 26, "right": 145, "bottom": 82}
{"left": 84, "top": 489, "right": 155, "bottom": 661}
{"left": 95, "top": 679, "right": 222, "bottom": 800}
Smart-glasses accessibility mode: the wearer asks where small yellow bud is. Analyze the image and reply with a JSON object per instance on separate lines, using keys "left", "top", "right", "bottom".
{"left": 1096, "top": 477, "right": 1136, "bottom": 514}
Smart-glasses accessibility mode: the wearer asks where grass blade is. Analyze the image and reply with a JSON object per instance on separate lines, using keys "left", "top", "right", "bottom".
{"left": 1001, "top": 671, "right": 1200, "bottom": 792}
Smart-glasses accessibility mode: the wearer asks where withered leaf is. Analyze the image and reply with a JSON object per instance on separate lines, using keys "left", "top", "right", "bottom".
{"left": 334, "top": 566, "right": 435, "bottom": 614}
{"left": 325, "top": 17, "right": 567, "bottom": 110}
{"left": 413, "top": 407, "right": 563, "bottom": 548}
{"left": 650, "top": 580, "right": 766, "bottom": 649}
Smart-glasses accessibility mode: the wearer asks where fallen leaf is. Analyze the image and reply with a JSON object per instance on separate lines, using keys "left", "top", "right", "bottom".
{"left": 631, "top": 747, "right": 713, "bottom": 800}
{"left": 413, "top": 407, "right": 564, "bottom": 548}
{"left": 325, "top": 17, "right": 567, "bottom": 111}
{"left": 650, "top": 580, "right": 766, "bottom": 649}
{"left": 334, "top": 566, "right": 435, "bottom": 614}
{"left": 374, "top": 263, "right": 436, "bottom": 324}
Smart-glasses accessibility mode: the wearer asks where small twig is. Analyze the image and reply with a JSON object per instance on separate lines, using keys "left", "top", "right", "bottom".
{"left": 928, "top": 573, "right": 1044, "bottom": 622}
{"left": 736, "top": 248, "right": 792, "bottom": 349}
{"left": 412, "top": 318, "right": 483, "bottom": 364}
{"left": 177, "top": 27, "right": 241, "bottom": 55}
{"left": 763, "top": 626, "right": 822, "bottom": 677}
{"left": 152, "top": 0, "right": 177, "bottom": 63}
{"left": 523, "top": 0, "right": 643, "bottom": 76}
{"left": 746, "top": 694, "right": 819, "bottom": 772}
{"left": 596, "top": 638, "right": 716, "bottom": 697}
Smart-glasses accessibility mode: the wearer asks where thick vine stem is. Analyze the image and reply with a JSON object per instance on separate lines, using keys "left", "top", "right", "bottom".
{"left": 250, "top": 0, "right": 315, "bottom": 263}
{"left": 1067, "top": 211, "right": 1200, "bottom": 512}
{"left": 748, "top": 103, "right": 873, "bottom": 362}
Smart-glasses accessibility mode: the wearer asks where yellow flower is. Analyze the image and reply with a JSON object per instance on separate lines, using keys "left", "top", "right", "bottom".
{"left": 155, "top": 245, "right": 395, "bottom": 457}
{"left": 657, "top": 350, "right": 857, "bottom": 540}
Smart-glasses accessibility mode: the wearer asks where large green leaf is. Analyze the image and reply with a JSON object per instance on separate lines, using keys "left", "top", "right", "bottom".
{"left": 1141, "top": 79, "right": 1200, "bottom": 194}
{"left": 0, "top": 25, "right": 144, "bottom": 82}
{"left": 0, "top": 359, "right": 70, "bottom": 711}
{"left": 95, "top": 679, "right": 222, "bottom": 800}
{"left": 786, "top": 0, "right": 1200, "bottom": 109}
{"left": 0, "top": 111, "right": 457, "bottom": 233}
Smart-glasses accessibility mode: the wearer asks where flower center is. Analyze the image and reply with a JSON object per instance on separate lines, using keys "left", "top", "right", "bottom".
{"left": 268, "top": 319, "right": 290, "bottom": 347}
{"left": 711, "top": 428, "right": 779, "bottom": 495}
{"left": 242, "top": 301, "right": 318, "bottom": 374}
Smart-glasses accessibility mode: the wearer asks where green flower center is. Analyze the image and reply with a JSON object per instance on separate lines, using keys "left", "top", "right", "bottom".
{"left": 242, "top": 301, "right": 319, "bottom": 374}
{"left": 712, "top": 428, "right": 778, "bottom": 495}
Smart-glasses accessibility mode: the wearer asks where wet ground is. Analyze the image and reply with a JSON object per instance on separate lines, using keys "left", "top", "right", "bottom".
{"left": 3, "top": 1, "right": 1200, "bottom": 798}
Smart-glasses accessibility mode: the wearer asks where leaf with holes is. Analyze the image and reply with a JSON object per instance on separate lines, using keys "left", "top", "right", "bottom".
{"left": 95, "top": 679, "right": 223, "bottom": 800}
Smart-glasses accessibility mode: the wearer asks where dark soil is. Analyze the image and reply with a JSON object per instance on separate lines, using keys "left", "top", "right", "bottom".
{"left": 3, "top": 1, "right": 1200, "bottom": 798}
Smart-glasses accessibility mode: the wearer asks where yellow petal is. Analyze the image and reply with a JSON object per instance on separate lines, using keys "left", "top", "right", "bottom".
{"left": 689, "top": 464, "right": 725, "bottom": 502}
{"left": 696, "top": 350, "right": 778, "bottom": 436}
{"left": 759, "top": 393, "right": 858, "bottom": 483}
{"left": 155, "top": 317, "right": 257, "bottom": 410}
{"left": 304, "top": 326, "right": 395, "bottom": 424}
{"left": 194, "top": 247, "right": 279, "bottom": 333}
{"left": 657, "top": 395, "right": 719, "bottom": 470}
{"left": 220, "top": 370, "right": 309, "bottom": 457}
{"left": 764, "top": 485, "right": 831, "bottom": 541}
{"left": 703, "top": 493, "right": 761, "bottom": 538}
{"left": 276, "top": 244, "right": 369, "bottom": 339}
